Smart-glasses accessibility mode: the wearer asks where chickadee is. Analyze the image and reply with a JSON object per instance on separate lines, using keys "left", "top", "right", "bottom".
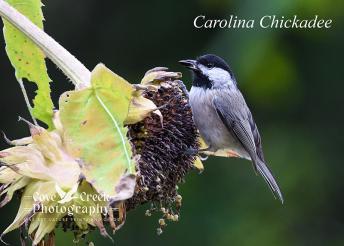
{"left": 179, "top": 54, "right": 283, "bottom": 203}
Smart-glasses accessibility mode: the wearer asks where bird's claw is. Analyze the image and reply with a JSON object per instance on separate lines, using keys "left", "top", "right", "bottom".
{"left": 183, "top": 147, "right": 209, "bottom": 161}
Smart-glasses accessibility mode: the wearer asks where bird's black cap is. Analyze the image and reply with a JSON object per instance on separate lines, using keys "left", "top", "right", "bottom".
{"left": 196, "top": 54, "right": 231, "bottom": 72}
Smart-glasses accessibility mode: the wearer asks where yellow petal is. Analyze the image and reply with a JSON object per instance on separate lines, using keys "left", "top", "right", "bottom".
{"left": 193, "top": 157, "right": 204, "bottom": 173}
{"left": 125, "top": 90, "right": 162, "bottom": 125}
{"left": 0, "top": 166, "right": 22, "bottom": 184}
{"left": 141, "top": 67, "right": 181, "bottom": 85}
{"left": 32, "top": 211, "right": 65, "bottom": 245}
{"left": 1, "top": 128, "right": 80, "bottom": 189}
{"left": 0, "top": 177, "right": 30, "bottom": 207}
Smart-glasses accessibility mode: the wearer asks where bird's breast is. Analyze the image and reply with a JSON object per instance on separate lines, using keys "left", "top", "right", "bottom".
{"left": 189, "top": 87, "right": 239, "bottom": 151}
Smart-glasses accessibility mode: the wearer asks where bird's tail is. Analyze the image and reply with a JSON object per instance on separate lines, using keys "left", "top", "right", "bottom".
{"left": 255, "top": 158, "right": 284, "bottom": 204}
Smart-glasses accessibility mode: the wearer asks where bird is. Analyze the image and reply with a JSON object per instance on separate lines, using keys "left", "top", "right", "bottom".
{"left": 179, "top": 54, "right": 284, "bottom": 203}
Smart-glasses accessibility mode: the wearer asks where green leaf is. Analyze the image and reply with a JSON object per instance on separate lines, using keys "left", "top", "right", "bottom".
{"left": 59, "top": 64, "right": 136, "bottom": 198}
{"left": 2, "top": 0, "right": 54, "bottom": 128}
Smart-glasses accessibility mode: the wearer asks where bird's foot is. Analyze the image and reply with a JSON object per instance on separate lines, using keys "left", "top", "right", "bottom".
{"left": 226, "top": 150, "right": 240, "bottom": 158}
{"left": 184, "top": 147, "right": 209, "bottom": 160}
{"left": 176, "top": 80, "right": 189, "bottom": 98}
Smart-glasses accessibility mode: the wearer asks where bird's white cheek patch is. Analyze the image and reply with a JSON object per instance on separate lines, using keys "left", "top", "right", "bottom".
{"left": 198, "top": 65, "right": 234, "bottom": 88}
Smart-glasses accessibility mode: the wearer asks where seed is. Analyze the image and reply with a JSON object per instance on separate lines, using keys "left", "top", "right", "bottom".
{"left": 166, "top": 213, "right": 173, "bottom": 220}
{"left": 173, "top": 214, "right": 179, "bottom": 222}
{"left": 175, "top": 195, "right": 182, "bottom": 203}
{"left": 159, "top": 219, "right": 166, "bottom": 227}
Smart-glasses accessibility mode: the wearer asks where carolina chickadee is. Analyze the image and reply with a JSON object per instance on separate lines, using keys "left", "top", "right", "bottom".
{"left": 179, "top": 54, "right": 283, "bottom": 203}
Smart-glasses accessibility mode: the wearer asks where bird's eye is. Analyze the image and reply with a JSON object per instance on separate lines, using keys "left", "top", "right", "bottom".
{"left": 206, "top": 63, "right": 214, "bottom": 69}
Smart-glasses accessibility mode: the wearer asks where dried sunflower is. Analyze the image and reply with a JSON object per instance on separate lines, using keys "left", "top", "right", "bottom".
{"left": 0, "top": 66, "right": 202, "bottom": 245}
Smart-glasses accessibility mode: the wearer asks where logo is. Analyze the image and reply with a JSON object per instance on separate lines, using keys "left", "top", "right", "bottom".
{"left": 55, "top": 182, "right": 79, "bottom": 204}
{"left": 26, "top": 182, "right": 113, "bottom": 222}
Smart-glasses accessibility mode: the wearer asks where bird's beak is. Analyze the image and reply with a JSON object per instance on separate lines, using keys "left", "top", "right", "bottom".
{"left": 179, "top": 59, "right": 199, "bottom": 71}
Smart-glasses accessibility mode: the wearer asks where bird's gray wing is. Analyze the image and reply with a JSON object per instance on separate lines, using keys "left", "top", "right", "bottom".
{"left": 212, "top": 93, "right": 283, "bottom": 203}
{"left": 247, "top": 111, "right": 265, "bottom": 162}
{"left": 212, "top": 93, "right": 257, "bottom": 164}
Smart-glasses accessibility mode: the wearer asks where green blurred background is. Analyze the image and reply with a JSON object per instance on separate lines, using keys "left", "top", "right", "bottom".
{"left": 1, "top": 0, "right": 343, "bottom": 245}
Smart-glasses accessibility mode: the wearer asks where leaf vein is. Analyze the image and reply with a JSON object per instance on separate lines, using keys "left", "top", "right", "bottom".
{"left": 94, "top": 92, "right": 133, "bottom": 173}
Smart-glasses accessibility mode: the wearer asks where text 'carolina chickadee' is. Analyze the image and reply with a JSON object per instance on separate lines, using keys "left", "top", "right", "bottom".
{"left": 179, "top": 54, "right": 283, "bottom": 203}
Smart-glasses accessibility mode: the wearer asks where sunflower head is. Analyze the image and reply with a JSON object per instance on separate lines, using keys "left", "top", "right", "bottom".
{"left": 127, "top": 68, "right": 200, "bottom": 229}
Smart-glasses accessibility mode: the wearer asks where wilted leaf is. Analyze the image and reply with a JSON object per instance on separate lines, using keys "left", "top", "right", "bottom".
{"left": 109, "top": 173, "right": 136, "bottom": 202}
{"left": 125, "top": 90, "right": 162, "bottom": 125}
{"left": 59, "top": 64, "right": 136, "bottom": 198}
{"left": 72, "top": 181, "right": 106, "bottom": 230}
{"left": 2, "top": 0, "right": 54, "bottom": 128}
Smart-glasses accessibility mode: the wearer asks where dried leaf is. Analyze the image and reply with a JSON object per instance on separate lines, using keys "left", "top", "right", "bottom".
{"left": 141, "top": 67, "right": 182, "bottom": 85}
{"left": 72, "top": 181, "right": 106, "bottom": 230}
{"left": 193, "top": 157, "right": 204, "bottom": 173}
{"left": 125, "top": 90, "right": 163, "bottom": 125}
{"left": 110, "top": 174, "right": 136, "bottom": 203}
